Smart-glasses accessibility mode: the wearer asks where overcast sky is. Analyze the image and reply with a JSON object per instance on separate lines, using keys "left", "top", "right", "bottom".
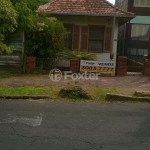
{"left": 107, "top": 0, "right": 115, "bottom": 4}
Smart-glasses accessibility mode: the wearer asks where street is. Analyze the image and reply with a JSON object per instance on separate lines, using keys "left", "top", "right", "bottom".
{"left": 0, "top": 100, "right": 150, "bottom": 150}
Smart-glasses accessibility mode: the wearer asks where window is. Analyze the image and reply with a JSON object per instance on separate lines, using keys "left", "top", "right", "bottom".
{"left": 64, "top": 25, "right": 73, "bottom": 50}
{"left": 80, "top": 26, "right": 88, "bottom": 50}
{"left": 72, "top": 25, "right": 111, "bottom": 53}
{"left": 131, "top": 24, "right": 150, "bottom": 38}
{"left": 128, "top": 48, "right": 148, "bottom": 56}
{"left": 134, "top": 0, "right": 150, "bottom": 7}
{"left": 88, "top": 26, "right": 104, "bottom": 52}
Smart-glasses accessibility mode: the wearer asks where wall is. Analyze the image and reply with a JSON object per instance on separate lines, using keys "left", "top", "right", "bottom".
{"left": 57, "top": 52, "right": 114, "bottom": 67}
{"left": 57, "top": 59, "right": 70, "bottom": 67}
{"left": 128, "top": 0, "right": 150, "bottom": 16}
{"left": 55, "top": 16, "right": 119, "bottom": 71}
{"left": 116, "top": 0, "right": 128, "bottom": 11}
{"left": 56, "top": 16, "right": 114, "bottom": 26}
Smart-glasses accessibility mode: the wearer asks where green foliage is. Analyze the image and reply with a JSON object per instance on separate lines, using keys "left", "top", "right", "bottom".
{"left": 0, "top": 0, "right": 66, "bottom": 58}
{"left": 9, "top": 0, "right": 50, "bottom": 31}
{"left": 25, "top": 16, "right": 68, "bottom": 58}
{"left": 14, "top": 2, "right": 34, "bottom": 30}
{"left": 11, "top": 0, "right": 50, "bottom": 11}
{"left": 0, "top": 0, "right": 17, "bottom": 54}
{"left": 0, "top": 42, "right": 12, "bottom": 55}
{"left": 59, "top": 86, "right": 92, "bottom": 100}
{"left": 9, "top": 0, "right": 67, "bottom": 60}
{"left": 0, "top": 0, "right": 17, "bottom": 33}
{"left": 60, "top": 50, "right": 97, "bottom": 60}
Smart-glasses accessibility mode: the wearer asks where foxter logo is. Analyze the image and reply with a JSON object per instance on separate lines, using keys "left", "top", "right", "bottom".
{"left": 49, "top": 69, "right": 99, "bottom": 81}
{"left": 49, "top": 69, "right": 62, "bottom": 82}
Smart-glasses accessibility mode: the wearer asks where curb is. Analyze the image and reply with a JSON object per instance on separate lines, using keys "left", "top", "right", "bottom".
{"left": 106, "top": 93, "right": 150, "bottom": 102}
{"left": 0, "top": 95, "right": 50, "bottom": 100}
{"left": 135, "top": 91, "right": 150, "bottom": 97}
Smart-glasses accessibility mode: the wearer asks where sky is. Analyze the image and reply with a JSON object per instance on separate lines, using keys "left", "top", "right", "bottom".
{"left": 107, "top": 0, "right": 115, "bottom": 4}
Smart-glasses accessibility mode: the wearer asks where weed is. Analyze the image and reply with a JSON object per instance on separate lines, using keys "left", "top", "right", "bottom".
{"left": 59, "top": 86, "right": 92, "bottom": 100}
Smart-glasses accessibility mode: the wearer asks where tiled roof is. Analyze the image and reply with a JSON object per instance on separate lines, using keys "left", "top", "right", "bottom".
{"left": 38, "top": 0, "right": 134, "bottom": 16}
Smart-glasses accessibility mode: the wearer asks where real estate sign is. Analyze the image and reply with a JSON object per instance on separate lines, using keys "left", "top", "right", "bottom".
{"left": 80, "top": 60, "right": 115, "bottom": 75}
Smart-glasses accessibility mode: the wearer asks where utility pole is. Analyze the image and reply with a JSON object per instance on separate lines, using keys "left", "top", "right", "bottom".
{"left": 110, "top": 0, "right": 117, "bottom": 59}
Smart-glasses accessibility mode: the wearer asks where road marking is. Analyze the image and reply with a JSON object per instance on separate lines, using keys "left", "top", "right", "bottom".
{"left": 0, "top": 114, "right": 43, "bottom": 127}
{"left": 19, "top": 115, "right": 43, "bottom": 127}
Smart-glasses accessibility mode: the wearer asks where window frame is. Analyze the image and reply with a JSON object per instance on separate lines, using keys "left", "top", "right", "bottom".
{"left": 64, "top": 24, "right": 73, "bottom": 50}
{"left": 133, "top": 0, "right": 150, "bottom": 7}
{"left": 131, "top": 24, "right": 150, "bottom": 38}
{"left": 88, "top": 25, "right": 105, "bottom": 53}
{"left": 128, "top": 48, "right": 148, "bottom": 56}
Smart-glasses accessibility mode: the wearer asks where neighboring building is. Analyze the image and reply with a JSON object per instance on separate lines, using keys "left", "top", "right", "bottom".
{"left": 117, "top": 0, "right": 150, "bottom": 62}
{"left": 0, "top": 32, "right": 24, "bottom": 72}
{"left": 38, "top": 0, "right": 134, "bottom": 75}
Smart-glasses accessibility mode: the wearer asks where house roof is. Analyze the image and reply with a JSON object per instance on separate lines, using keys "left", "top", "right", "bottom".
{"left": 38, "top": 0, "right": 134, "bottom": 17}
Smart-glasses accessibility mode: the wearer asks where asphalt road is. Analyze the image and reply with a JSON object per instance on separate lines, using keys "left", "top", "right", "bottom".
{"left": 0, "top": 100, "right": 150, "bottom": 150}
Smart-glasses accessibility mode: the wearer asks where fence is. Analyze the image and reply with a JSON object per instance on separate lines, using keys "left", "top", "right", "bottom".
{"left": 127, "top": 58, "right": 143, "bottom": 72}
{"left": 36, "top": 57, "right": 57, "bottom": 70}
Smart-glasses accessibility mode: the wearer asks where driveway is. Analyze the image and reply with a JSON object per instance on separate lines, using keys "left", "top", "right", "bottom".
{"left": 0, "top": 100, "right": 150, "bottom": 150}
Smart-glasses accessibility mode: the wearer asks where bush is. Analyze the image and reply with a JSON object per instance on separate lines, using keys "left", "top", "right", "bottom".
{"left": 25, "top": 16, "right": 68, "bottom": 59}
{"left": 59, "top": 86, "right": 92, "bottom": 100}
{"left": 60, "top": 49, "right": 97, "bottom": 60}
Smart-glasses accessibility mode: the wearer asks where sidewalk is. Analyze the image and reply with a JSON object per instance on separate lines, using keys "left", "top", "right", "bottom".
{"left": 0, "top": 74, "right": 150, "bottom": 95}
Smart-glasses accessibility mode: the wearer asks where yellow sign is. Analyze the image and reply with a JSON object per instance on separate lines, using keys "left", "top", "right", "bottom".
{"left": 80, "top": 66, "right": 114, "bottom": 74}
{"left": 80, "top": 60, "right": 115, "bottom": 75}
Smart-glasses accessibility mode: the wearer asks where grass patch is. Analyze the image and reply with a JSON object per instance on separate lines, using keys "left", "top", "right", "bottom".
{"left": 0, "top": 85, "right": 118, "bottom": 102}
{"left": 84, "top": 86, "right": 118, "bottom": 102}
{"left": 0, "top": 86, "right": 61, "bottom": 99}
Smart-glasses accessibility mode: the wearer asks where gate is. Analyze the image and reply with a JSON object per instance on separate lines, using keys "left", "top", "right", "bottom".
{"left": 127, "top": 58, "right": 143, "bottom": 74}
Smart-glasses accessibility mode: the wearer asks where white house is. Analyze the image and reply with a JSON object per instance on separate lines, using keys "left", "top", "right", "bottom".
{"left": 38, "top": 0, "right": 134, "bottom": 75}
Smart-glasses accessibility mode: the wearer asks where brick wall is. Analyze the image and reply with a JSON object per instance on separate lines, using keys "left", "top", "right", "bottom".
{"left": 117, "top": 56, "right": 127, "bottom": 76}
{"left": 143, "top": 61, "right": 150, "bottom": 76}
{"left": 70, "top": 59, "right": 80, "bottom": 73}
{"left": 25, "top": 56, "right": 36, "bottom": 73}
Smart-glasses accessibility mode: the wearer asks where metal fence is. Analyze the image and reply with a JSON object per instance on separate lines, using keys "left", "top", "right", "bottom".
{"left": 117, "top": 26, "right": 150, "bottom": 73}
{"left": 36, "top": 57, "right": 57, "bottom": 70}
{"left": 127, "top": 58, "right": 143, "bottom": 73}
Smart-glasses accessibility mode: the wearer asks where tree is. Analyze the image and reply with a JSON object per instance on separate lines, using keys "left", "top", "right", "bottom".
{"left": 13, "top": 2, "right": 34, "bottom": 30}
{"left": 10, "top": 0, "right": 68, "bottom": 59}
{"left": 0, "top": 0, "right": 17, "bottom": 54}
{"left": 3, "top": 0, "right": 67, "bottom": 61}
{"left": 25, "top": 17, "right": 68, "bottom": 58}
{"left": 11, "top": 0, "right": 50, "bottom": 11}
{"left": 10, "top": 0, "right": 50, "bottom": 30}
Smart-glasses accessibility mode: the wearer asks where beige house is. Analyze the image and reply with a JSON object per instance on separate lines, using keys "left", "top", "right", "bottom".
{"left": 38, "top": 0, "right": 134, "bottom": 74}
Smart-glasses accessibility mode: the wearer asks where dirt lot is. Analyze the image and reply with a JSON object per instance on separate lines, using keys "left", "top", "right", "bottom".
{"left": 0, "top": 74, "right": 150, "bottom": 95}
